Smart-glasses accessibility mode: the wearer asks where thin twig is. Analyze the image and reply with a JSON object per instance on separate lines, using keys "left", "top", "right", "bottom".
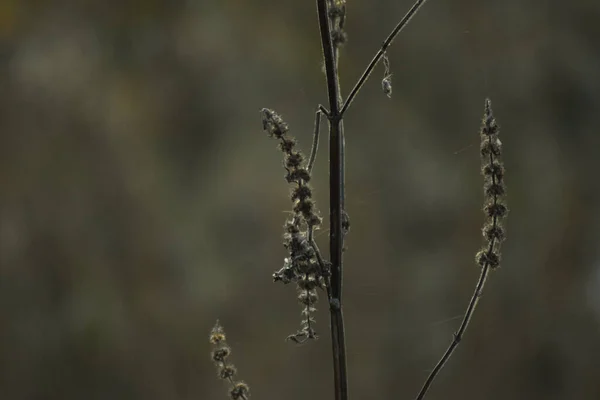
{"left": 340, "top": 0, "right": 429, "bottom": 117}
{"left": 316, "top": 1, "right": 348, "bottom": 400}
{"left": 415, "top": 107, "right": 505, "bottom": 400}
{"left": 308, "top": 107, "right": 324, "bottom": 174}
{"left": 308, "top": 236, "right": 331, "bottom": 294}
{"left": 307, "top": 213, "right": 329, "bottom": 295}
{"left": 414, "top": 262, "right": 491, "bottom": 400}
{"left": 307, "top": 104, "right": 329, "bottom": 275}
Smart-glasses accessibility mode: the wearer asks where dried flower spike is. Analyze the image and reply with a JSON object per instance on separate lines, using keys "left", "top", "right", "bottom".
{"left": 414, "top": 99, "right": 508, "bottom": 400}
{"left": 209, "top": 321, "right": 250, "bottom": 400}
{"left": 260, "top": 108, "right": 329, "bottom": 344}
{"left": 329, "top": 0, "right": 348, "bottom": 48}
{"left": 477, "top": 98, "right": 507, "bottom": 270}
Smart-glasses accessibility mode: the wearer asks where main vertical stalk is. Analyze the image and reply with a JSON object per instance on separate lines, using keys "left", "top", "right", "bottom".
{"left": 316, "top": 1, "right": 348, "bottom": 400}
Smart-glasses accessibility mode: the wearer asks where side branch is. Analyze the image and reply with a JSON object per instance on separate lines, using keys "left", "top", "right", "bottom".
{"left": 414, "top": 99, "right": 507, "bottom": 400}
{"left": 414, "top": 263, "right": 490, "bottom": 400}
{"left": 308, "top": 106, "right": 325, "bottom": 174}
{"left": 340, "top": 0, "right": 429, "bottom": 116}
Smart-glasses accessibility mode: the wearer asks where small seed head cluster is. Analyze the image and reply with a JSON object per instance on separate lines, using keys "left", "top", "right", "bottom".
{"left": 209, "top": 321, "right": 250, "bottom": 400}
{"left": 329, "top": 0, "right": 347, "bottom": 48}
{"left": 381, "top": 52, "right": 393, "bottom": 98}
{"left": 261, "top": 108, "right": 328, "bottom": 343}
{"left": 476, "top": 99, "right": 507, "bottom": 270}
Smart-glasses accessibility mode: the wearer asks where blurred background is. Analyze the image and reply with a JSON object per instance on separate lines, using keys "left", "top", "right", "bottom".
{"left": 1, "top": 0, "right": 600, "bottom": 399}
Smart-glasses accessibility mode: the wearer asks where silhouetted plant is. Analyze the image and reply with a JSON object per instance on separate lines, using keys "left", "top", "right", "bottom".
{"left": 414, "top": 98, "right": 507, "bottom": 400}
{"left": 210, "top": 1, "right": 507, "bottom": 400}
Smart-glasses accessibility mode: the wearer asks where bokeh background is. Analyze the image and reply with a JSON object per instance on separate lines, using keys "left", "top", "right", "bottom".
{"left": 1, "top": 0, "right": 600, "bottom": 399}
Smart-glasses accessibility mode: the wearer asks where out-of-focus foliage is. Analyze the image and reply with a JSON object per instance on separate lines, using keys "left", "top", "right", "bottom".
{"left": 1, "top": 0, "right": 600, "bottom": 399}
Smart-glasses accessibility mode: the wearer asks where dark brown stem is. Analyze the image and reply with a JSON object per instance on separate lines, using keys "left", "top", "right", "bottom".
{"left": 415, "top": 150, "right": 500, "bottom": 400}
{"left": 308, "top": 106, "right": 324, "bottom": 174}
{"left": 414, "top": 263, "right": 490, "bottom": 400}
{"left": 340, "top": 0, "right": 429, "bottom": 117}
{"left": 316, "top": 1, "right": 348, "bottom": 400}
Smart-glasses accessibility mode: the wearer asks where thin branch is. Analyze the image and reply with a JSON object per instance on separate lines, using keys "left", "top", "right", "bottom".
{"left": 414, "top": 262, "right": 491, "bottom": 400}
{"left": 316, "top": 1, "right": 348, "bottom": 400}
{"left": 340, "top": 0, "right": 429, "bottom": 117}
{"left": 307, "top": 213, "right": 329, "bottom": 294}
{"left": 307, "top": 104, "right": 330, "bottom": 275}
{"left": 415, "top": 99, "right": 506, "bottom": 400}
{"left": 308, "top": 236, "right": 331, "bottom": 294}
{"left": 308, "top": 106, "right": 324, "bottom": 174}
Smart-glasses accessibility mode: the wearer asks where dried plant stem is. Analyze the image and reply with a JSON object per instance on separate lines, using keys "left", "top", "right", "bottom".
{"left": 308, "top": 106, "right": 325, "bottom": 175}
{"left": 414, "top": 263, "right": 490, "bottom": 400}
{"left": 307, "top": 105, "right": 331, "bottom": 289}
{"left": 316, "top": 1, "right": 348, "bottom": 400}
{"left": 415, "top": 99, "right": 506, "bottom": 400}
{"left": 340, "top": 0, "right": 429, "bottom": 117}
{"left": 307, "top": 107, "right": 325, "bottom": 277}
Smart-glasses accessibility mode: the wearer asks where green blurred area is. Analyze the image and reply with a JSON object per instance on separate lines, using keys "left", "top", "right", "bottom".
{"left": 1, "top": 0, "right": 600, "bottom": 399}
